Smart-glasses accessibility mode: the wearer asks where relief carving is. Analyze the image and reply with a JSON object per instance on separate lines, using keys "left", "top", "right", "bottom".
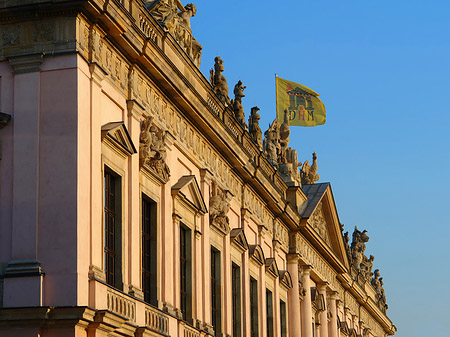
{"left": 139, "top": 116, "right": 170, "bottom": 182}
{"left": 2, "top": 26, "right": 21, "bottom": 46}
{"left": 209, "top": 181, "right": 230, "bottom": 235}
{"left": 34, "top": 22, "right": 55, "bottom": 42}
{"left": 309, "top": 203, "right": 331, "bottom": 245}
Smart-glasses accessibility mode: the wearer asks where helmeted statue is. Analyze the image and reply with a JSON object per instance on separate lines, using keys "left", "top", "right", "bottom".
{"left": 360, "top": 254, "right": 375, "bottom": 281}
{"left": 210, "top": 56, "right": 230, "bottom": 105}
{"left": 231, "top": 80, "right": 247, "bottom": 128}
{"left": 249, "top": 106, "right": 262, "bottom": 150}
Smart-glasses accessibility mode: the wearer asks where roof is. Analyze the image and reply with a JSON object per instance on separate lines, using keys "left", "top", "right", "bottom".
{"left": 301, "top": 182, "right": 330, "bottom": 218}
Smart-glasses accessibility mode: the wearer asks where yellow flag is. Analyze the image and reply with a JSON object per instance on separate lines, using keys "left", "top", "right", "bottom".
{"left": 276, "top": 76, "right": 326, "bottom": 127}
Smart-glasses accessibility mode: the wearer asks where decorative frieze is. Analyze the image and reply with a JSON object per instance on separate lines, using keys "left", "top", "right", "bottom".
{"left": 293, "top": 233, "right": 338, "bottom": 291}
{"left": 344, "top": 291, "right": 359, "bottom": 315}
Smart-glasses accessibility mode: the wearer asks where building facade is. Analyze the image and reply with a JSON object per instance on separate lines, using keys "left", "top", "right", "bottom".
{"left": 0, "top": 1, "right": 396, "bottom": 337}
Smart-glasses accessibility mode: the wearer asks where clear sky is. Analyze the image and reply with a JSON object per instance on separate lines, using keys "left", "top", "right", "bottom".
{"left": 191, "top": 1, "right": 450, "bottom": 336}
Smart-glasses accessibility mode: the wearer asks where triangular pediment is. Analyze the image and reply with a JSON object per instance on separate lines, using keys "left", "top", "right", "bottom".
{"left": 248, "top": 244, "right": 265, "bottom": 266}
{"left": 171, "top": 175, "right": 207, "bottom": 214}
{"left": 301, "top": 183, "right": 350, "bottom": 272}
{"left": 279, "top": 270, "right": 293, "bottom": 289}
{"left": 265, "top": 258, "right": 279, "bottom": 279}
{"left": 101, "top": 122, "right": 137, "bottom": 155}
{"left": 230, "top": 228, "right": 248, "bottom": 252}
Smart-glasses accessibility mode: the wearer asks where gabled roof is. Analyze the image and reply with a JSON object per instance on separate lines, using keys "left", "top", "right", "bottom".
{"left": 171, "top": 175, "right": 207, "bottom": 214}
{"left": 301, "top": 182, "right": 329, "bottom": 218}
{"left": 101, "top": 122, "right": 137, "bottom": 155}
{"left": 300, "top": 183, "right": 350, "bottom": 272}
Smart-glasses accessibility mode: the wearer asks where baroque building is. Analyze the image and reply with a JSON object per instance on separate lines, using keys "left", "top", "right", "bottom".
{"left": 0, "top": 1, "right": 396, "bottom": 337}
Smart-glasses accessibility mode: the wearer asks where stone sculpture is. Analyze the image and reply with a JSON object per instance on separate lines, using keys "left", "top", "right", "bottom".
{"left": 350, "top": 226, "right": 369, "bottom": 272}
{"left": 343, "top": 231, "right": 352, "bottom": 264}
{"left": 209, "top": 56, "right": 230, "bottom": 105}
{"left": 231, "top": 80, "right": 247, "bottom": 128}
{"left": 248, "top": 106, "right": 262, "bottom": 150}
{"left": 139, "top": 115, "right": 170, "bottom": 181}
{"left": 300, "top": 152, "right": 320, "bottom": 185}
{"left": 145, "top": 1, "right": 202, "bottom": 66}
{"left": 279, "top": 109, "right": 290, "bottom": 164}
{"left": 371, "top": 269, "right": 388, "bottom": 312}
{"left": 263, "top": 119, "right": 281, "bottom": 166}
{"left": 209, "top": 181, "right": 230, "bottom": 234}
{"left": 360, "top": 254, "right": 375, "bottom": 281}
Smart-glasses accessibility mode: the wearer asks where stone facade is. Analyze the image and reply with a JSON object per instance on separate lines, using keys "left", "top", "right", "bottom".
{"left": 0, "top": 1, "right": 396, "bottom": 337}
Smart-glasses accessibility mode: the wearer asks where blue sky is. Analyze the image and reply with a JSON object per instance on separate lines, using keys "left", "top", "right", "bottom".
{"left": 191, "top": 1, "right": 450, "bottom": 336}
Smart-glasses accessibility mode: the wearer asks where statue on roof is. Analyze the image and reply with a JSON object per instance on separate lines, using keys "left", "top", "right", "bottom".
{"left": 145, "top": 1, "right": 202, "bottom": 67}
{"left": 350, "top": 226, "right": 369, "bottom": 272}
{"left": 263, "top": 118, "right": 280, "bottom": 166}
{"left": 300, "top": 152, "right": 320, "bottom": 185}
{"left": 343, "top": 231, "right": 353, "bottom": 264}
{"left": 210, "top": 56, "right": 230, "bottom": 105}
{"left": 371, "top": 270, "right": 388, "bottom": 312}
{"left": 249, "top": 106, "right": 262, "bottom": 150}
{"left": 360, "top": 254, "right": 375, "bottom": 281}
{"left": 231, "top": 80, "right": 247, "bottom": 128}
{"left": 279, "top": 109, "right": 290, "bottom": 164}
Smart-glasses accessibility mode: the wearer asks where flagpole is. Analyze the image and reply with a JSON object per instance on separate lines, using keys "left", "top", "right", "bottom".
{"left": 275, "top": 73, "right": 278, "bottom": 120}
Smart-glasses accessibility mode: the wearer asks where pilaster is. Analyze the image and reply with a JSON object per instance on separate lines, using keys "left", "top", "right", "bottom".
{"left": 4, "top": 53, "right": 44, "bottom": 307}
{"left": 328, "top": 292, "right": 338, "bottom": 337}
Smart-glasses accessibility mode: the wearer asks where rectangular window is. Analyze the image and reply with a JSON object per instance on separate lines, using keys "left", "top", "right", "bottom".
{"left": 280, "top": 300, "right": 287, "bottom": 337}
{"left": 180, "top": 224, "right": 192, "bottom": 322}
{"left": 104, "top": 168, "right": 122, "bottom": 289}
{"left": 266, "top": 289, "right": 274, "bottom": 337}
{"left": 250, "top": 277, "right": 258, "bottom": 337}
{"left": 211, "top": 246, "right": 222, "bottom": 336}
{"left": 232, "top": 263, "right": 241, "bottom": 337}
{"left": 142, "top": 195, "right": 157, "bottom": 306}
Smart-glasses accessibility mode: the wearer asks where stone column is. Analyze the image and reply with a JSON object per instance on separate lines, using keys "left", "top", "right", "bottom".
{"left": 126, "top": 100, "right": 144, "bottom": 299}
{"left": 4, "top": 54, "right": 44, "bottom": 307}
{"left": 328, "top": 292, "right": 338, "bottom": 337}
{"left": 287, "top": 254, "right": 301, "bottom": 337}
{"left": 318, "top": 283, "right": 328, "bottom": 337}
{"left": 301, "top": 266, "right": 313, "bottom": 337}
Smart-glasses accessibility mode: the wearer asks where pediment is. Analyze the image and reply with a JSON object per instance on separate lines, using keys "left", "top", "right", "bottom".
{"left": 171, "top": 175, "right": 207, "bottom": 214}
{"left": 301, "top": 183, "right": 350, "bottom": 271}
{"left": 101, "top": 122, "right": 137, "bottom": 156}
{"left": 279, "top": 270, "right": 293, "bottom": 289}
{"left": 265, "top": 258, "right": 279, "bottom": 279}
{"left": 230, "top": 228, "right": 248, "bottom": 252}
{"left": 248, "top": 244, "right": 265, "bottom": 266}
